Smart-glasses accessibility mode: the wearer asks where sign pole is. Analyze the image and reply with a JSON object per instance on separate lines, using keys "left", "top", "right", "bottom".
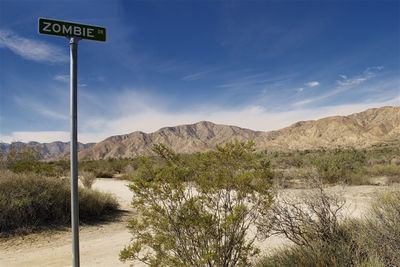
{"left": 38, "top": 18, "right": 106, "bottom": 267}
{"left": 70, "top": 36, "right": 80, "bottom": 267}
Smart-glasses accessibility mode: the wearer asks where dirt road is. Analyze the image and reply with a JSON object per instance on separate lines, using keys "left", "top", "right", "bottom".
{"left": 0, "top": 179, "right": 144, "bottom": 267}
{"left": 0, "top": 178, "right": 398, "bottom": 266}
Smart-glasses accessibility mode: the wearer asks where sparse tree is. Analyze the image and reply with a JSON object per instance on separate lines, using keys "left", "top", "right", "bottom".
{"left": 120, "top": 141, "right": 274, "bottom": 266}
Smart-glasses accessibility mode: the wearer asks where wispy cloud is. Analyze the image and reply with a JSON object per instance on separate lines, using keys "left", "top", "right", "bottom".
{"left": 72, "top": 89, "right": 400, "bottom": 143}
{"left": 296, "top": 87, "right": 304, "bottom": 93}
{"left": 54, "top": 74, "right": 87, "bottom": 87}
{"left": 3, "top": 90, "right": 398, "bottom": 144}
{"left": 294, "top": 67, "right": 385, "bottom": 107}
{"left": 15, "top": 97, "right": 68, "bottom": 120}
{"left": 182, "top": 69, "right": 215, "bottom": 81}
{"left": 305, "top": 81, "right": 320, "bottom": 87}
{"left": 337, "top": 66, "right": 383, "bottom": 86}
{"left": 54, "top": 74, "right": 69, "bottom": 82}
{"left": 0, "top": 29, "right": 68, "bottom": 63}
{"left": 217, "top": 72, "right": 295, "bottom": 90}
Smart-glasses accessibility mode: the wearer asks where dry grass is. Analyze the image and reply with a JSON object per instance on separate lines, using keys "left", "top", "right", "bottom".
{"left": 0, "top": 170, "right": 119, "bottom": 236}
{"left": 256, "top": 186, "right": 400, "bottom": 267}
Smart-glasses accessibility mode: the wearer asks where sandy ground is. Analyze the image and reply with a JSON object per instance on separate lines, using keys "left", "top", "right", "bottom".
{"left": 0, "top": 178, "right": 399, "bottom": 267}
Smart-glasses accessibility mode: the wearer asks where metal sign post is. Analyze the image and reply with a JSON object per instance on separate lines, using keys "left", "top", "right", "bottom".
{"left": 70, "top": 36, "right": 80, "bottom": 267}
{"left": 39, "top": 18, "right": 106, "bottom": 267}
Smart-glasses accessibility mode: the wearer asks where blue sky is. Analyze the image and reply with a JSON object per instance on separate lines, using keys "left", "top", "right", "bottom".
{"left": 0, "top": 0, "right": 399, "bottom": 143}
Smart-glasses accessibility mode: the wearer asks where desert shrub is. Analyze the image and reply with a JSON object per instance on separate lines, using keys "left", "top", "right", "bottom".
{"left": 364, "top": 164, "right": 400, "bottom": 177}
{"left": 256, "top": 220, "right": 369, "bottom": 267}
{"left": 256, "top": 182, "right": 400, "bottom": 267}
{"left": 346, "top": 172, "right": 372, "bottom": 185}
{"left": 120, "top": 141, "right": 274, "bottom": 266}
{"left": 0, "top": 170, "right": 119, "bottom": 234}
{"left": 4, "top": 144, "right": 41, "bottom": 173}
{"left": 80, "top": 158, "right": 136, "bottom": 178}
{"left": 79, "top": 187, "right": 119, "bottom": 221}
{"left": 36, "top": 160, "right": 70, "bottom": 177}
{"left": 271, "top": 153, "right": 305, "bottom": 169}
{"left": 256, "top": 178, "right": 374, "bottom": 267}
{"left": 79, "top": 171, "right": 96, "bottom": 188}
{"left": 362, "top": 190, "right": 400, "bottom": 266}
{"left": 93, "top": 170, "right": 114, "bottom": 178}
{"left": 256, "top": 222, "right": 373, "bottom": 267}
{"left": 391, "top": 158, "right": 400, "bottom": 166}
{"left": 258, "top": 177, "right": 346, "bottom": 250}
{"left": 309, "top": 148, "right": 366, "bottom": 183}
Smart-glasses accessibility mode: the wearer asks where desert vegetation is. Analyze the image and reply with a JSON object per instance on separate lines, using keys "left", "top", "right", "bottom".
{"left": 1, "top": 141, "right": 399, "bottom": 265}
{"left": 0, "top": 144, "right": 119, "bottom": 236}
{"left": 255, "top": 188, "right": 400, "bottom": 267}
{"left": 263, "top": 143, "right": 400, "bottom": 186}
{"left": 120, "top": 141, "right": 274, "bottom": 266}
{"left": 118, "top": 141, "right": 399, "bottom": 266}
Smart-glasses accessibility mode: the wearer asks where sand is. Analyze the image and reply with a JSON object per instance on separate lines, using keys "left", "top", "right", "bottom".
{"left": 0, "top": 178, "right": 398, "bottom": 267}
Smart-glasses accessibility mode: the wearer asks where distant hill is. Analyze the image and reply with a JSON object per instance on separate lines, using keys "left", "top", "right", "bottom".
{"left": 1, "top": 141, "right": 95, "bottom": 161}
{"left": 78, "top": 106, "right": 400, "bottom": 160}
{"left": 79, "top": 121, "right": 262, "bottom": 160}
{"left": 254, "top": 106, "right": 400, "bottom": 151}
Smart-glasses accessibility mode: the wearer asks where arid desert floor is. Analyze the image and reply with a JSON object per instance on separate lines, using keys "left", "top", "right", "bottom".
{"left": 1, "top": 178, "right": 399, "bottom": 267}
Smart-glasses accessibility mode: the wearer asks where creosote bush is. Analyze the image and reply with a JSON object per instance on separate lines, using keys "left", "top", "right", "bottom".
{"left": 120, "top": 141, "right": 274, "bottom": 266}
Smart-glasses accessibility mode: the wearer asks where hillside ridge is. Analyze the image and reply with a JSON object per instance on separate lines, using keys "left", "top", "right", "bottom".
{"left": 78, "top": 106, "right": 400, "bottom": 160}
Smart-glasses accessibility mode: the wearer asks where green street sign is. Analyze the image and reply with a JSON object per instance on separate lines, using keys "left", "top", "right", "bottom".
{"left": 38, "top": 18, "right": 106, "bottom": 42}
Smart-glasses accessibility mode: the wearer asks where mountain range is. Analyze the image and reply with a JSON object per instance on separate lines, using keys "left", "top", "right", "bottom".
{"left": 0, "top": 141, "right": 94, "bottom": 161}
{"left": 2, "top": 106, "right": 399, "bottom": 160}
{"left": 79, "top": 106, "right": 399, "bottom": 160}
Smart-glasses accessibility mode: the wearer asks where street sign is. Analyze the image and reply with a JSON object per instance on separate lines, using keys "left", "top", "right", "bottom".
{"left": 38, "top": 18, "right": 106, "bottom": 267}
{"left": 38, "top": 18, "right": 106, "bottom": 42}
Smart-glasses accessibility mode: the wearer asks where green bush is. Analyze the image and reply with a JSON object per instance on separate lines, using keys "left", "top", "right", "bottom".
{"left": 0, "top": 170, "right": 119, "bottom": 234}
{"left": 309, "top": 148, "right": 366, "bottom": 183}
{"left": 4, "top": 144, "right": 41, "bottom": 173}
{"left": 120, "top": 141, "right": 274, "bottom": 266}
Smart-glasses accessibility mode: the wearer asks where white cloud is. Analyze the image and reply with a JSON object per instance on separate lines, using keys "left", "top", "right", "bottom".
{"left": 336, "top": 67, "right": 380, "bottom": 87}
{"left": 54, "top": 74, "right": 69, "bottom": 82}
{"left": 296, "top": 87, "right": 304, "bottom": 93}
{"left": 2, "top": 97, "right": 398, "bottom": 144}
{"left": 73, "top": 89, "right": 400, "bottom": 143}
{"left": 305, "top": 81, "right": 320, "bottom": 87}
{"left": 1, "top": 131, "right": 69, "bottom": 143}
{"left": 294, "top": 67, "right": 387, "bottom": 107}
{"left": 0, "top": 29, "right": 68, "bottom": 63}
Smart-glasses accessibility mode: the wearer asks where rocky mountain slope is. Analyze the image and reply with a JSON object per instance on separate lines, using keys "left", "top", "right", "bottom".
{"left": 254, "top": 106, "right": 400, "bottom": 150}
{"left": 79, "top": 121, "right": 262, "bottom": 160}
{"left": 79, "top": 106, "right": 399, "bottom": 159}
